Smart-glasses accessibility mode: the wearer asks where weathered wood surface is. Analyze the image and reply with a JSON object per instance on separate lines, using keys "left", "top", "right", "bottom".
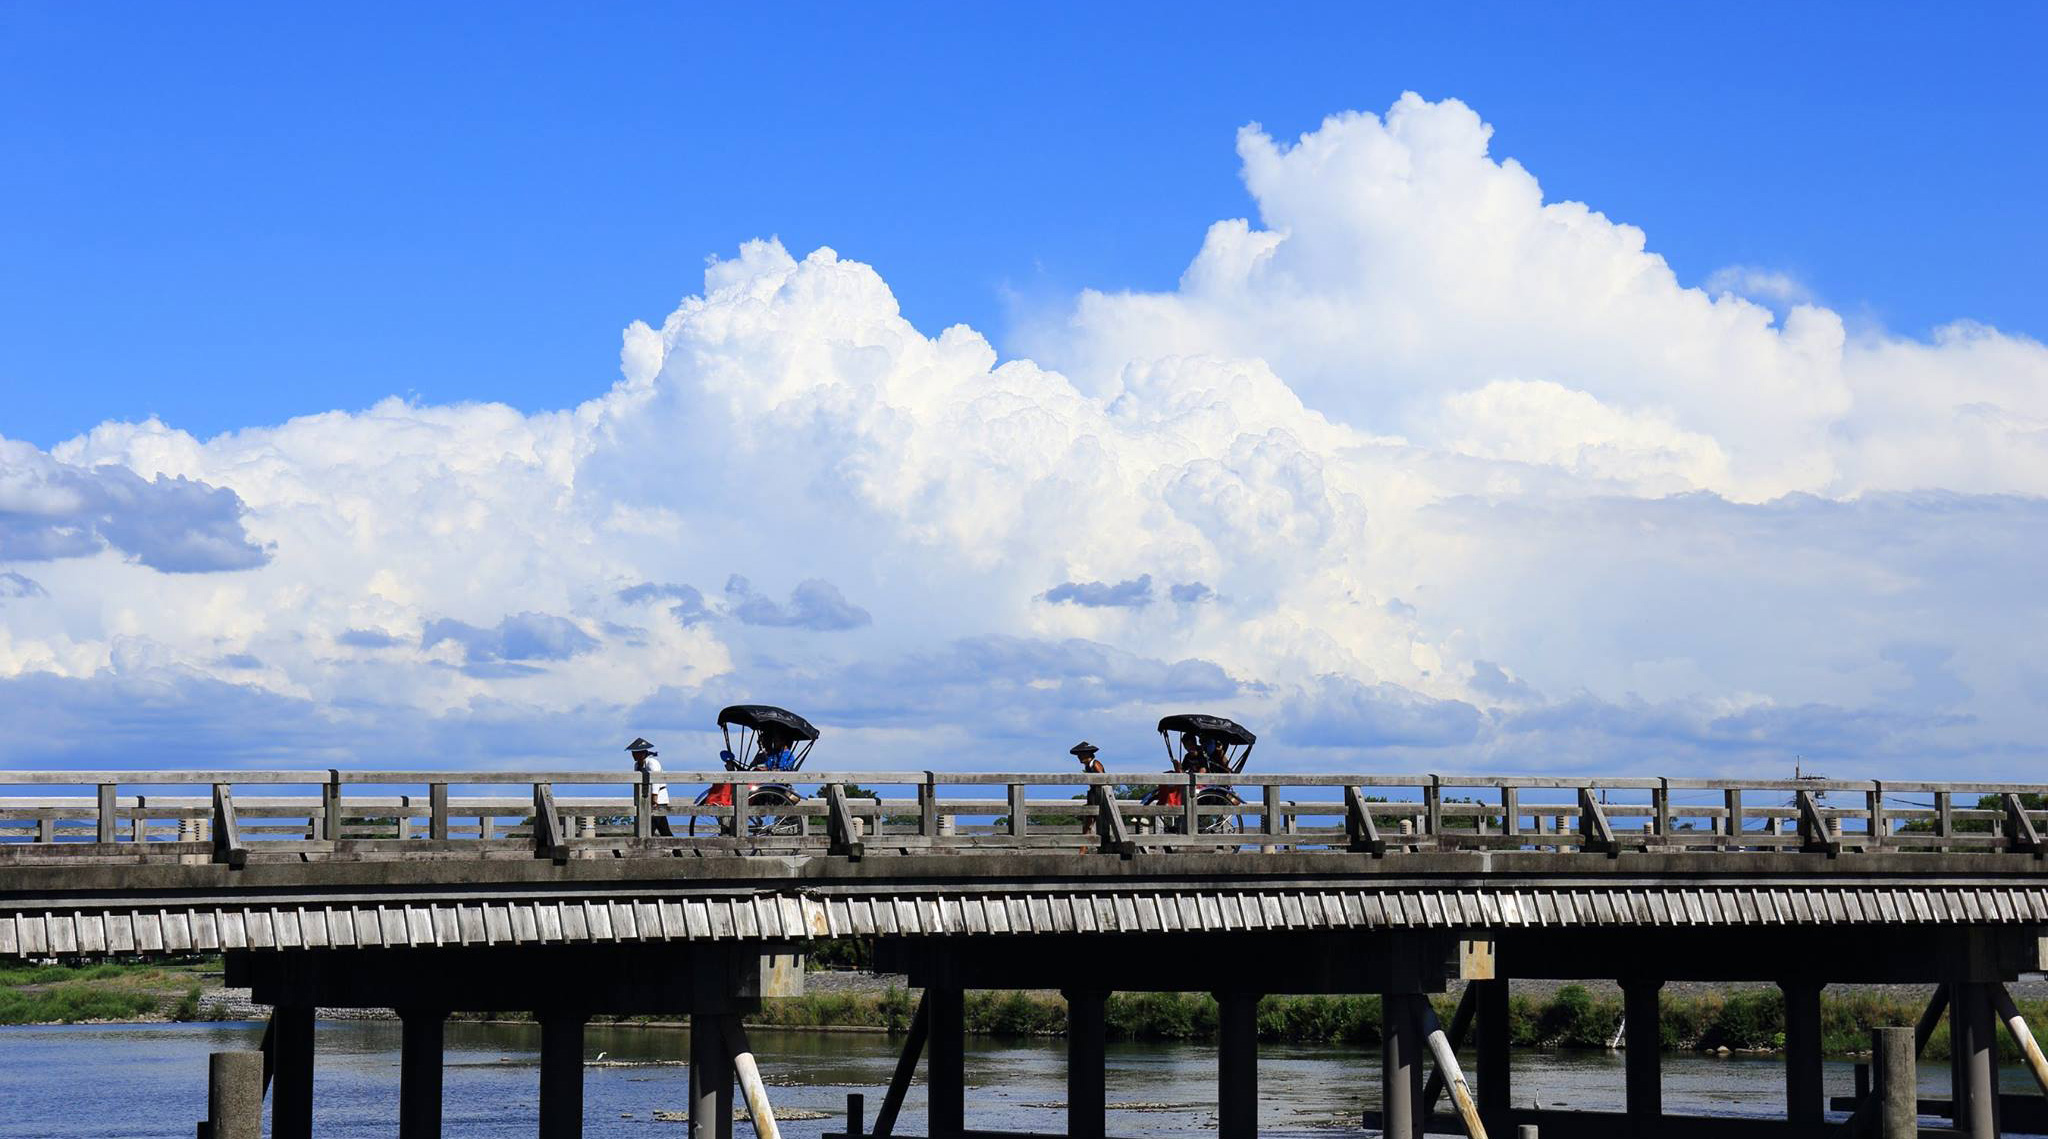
{"left": 2, "top": 770, "right": 2042, "bottom": 864}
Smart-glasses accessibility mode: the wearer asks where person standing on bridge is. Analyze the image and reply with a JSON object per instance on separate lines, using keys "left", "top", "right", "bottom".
{"left": 1072, "top": 742, "right": 1105, "bottom": 837}
{"left": 627, "top": 738, "right": 673, "bottom": 836}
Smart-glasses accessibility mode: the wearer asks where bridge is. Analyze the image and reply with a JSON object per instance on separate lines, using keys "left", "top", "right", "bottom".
{"left": 3, "top": 768, "right": 2047, "bottom": 1139}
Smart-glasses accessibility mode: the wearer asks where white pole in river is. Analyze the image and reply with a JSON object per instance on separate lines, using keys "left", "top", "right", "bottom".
{"left": 1417, "top": 999, "right": 1489, "bottom": 1139}
{"left": 722, "top": 1015, "right": 783, "bottom": 1139}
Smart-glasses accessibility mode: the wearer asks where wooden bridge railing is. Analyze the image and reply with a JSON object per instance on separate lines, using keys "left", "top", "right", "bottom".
{"left": 0, "top": 770, "right": 2043, "bottom": 861}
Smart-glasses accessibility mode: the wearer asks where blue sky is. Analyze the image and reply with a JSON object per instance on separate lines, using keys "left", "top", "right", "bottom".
{"left": 2, "top": 4, "right": 2045, "bottom": 776}
{"left": 4, "top": 3, "right": 2043, "bottom": 445}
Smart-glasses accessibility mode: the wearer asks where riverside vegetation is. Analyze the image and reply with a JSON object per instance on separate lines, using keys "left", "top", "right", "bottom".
{"left": 7, "top": 958, "right": 2041, "bottom": 1063}
{"left": 749, "top": 984, "right": 2046, "bottom": 1063}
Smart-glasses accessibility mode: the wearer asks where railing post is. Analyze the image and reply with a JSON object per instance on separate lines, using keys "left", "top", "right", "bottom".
{"left": 396, "top": 795, "right": 413, "bottom": 840}
{"left": 1723, "top": 787, "right": 1744, "bottom": 851}
{"left": 1867, "top": 782, "right": 1886, "bottom": 851}
{"left": 1652, "top": 779, "right": 1669, "bottom": 839}
{"left": 825, "top": 784, "right": 864, "bottom": 860}
{"left": 1180, "top": 773, "right": 1198, "bottom": 836}
{"left": 1502, "top": 786, "right": 1520, "bottom": 840}
{"left": 1424, "top": 776, "right": 1443, "bottom": 838}
{"left": 633, "top": 774, "right": 652, "bottom": 840}
{"left": 533, "top": 783, "right": 566, "bottom": 861}
{"left": 920, "top": 773, "right": 939, "bottom": 839}
{"left": 97, "top": 783, "right": 117, "bottom": 843}
{"left": 1007, "top": 784, "right": 1027, "bottom": 838}
{"left": 212, "top": 784, "right": 246, "bottom": 868}
{"left": 1936, "top": 790, "right": 1953, "bottom": 853}
{"left": 320, "top": 771, "right": 342, "bottom": 842}
{"left": 133, "top": 795, "right": 149, "bottom": 843}
{"left": 429, "top": 783, "right": 449, "bottom": 841}
{"left": 1262, "top": 785, "right": 1282, "bottom": 838}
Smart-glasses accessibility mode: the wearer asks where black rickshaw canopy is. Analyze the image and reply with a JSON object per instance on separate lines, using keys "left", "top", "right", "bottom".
{"left": 1155, "top": 713, "right": 1256, "bottom": 747}
{"left": 717, "top": 704, "right": 820, "bottom": 741}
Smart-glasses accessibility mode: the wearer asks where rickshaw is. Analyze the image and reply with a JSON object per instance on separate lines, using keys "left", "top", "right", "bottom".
{"left": 1142, "top": 713, "right": 1255, "bottom": 834}
{"left": 690, "top": 704, "right": 819, "bottom": 837}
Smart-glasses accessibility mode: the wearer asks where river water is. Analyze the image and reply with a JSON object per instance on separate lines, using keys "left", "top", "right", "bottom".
{"left": 0, "top": 1020, "right": 2032, "bottom": 1138}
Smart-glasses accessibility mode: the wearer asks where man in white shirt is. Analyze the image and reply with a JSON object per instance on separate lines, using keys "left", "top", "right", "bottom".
{"left": 627, "top": 738, "right": 672, "bottom": 836}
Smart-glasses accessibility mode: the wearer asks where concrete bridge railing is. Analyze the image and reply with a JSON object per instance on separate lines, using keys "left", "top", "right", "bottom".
{"left": 1, "top": 769, "right": 2044, "bottom": 863}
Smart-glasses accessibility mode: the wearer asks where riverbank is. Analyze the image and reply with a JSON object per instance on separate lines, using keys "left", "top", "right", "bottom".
{"left": 10, "top": 959, "right": 2044, "bottom": 1062}
{"left": 0, "top": 960, "right": 208, "bottom": 1024}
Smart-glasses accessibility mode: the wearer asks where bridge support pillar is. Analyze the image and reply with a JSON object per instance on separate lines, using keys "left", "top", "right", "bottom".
{"left": 271, "top": 1003, "right": 315, "bottom": 1139}
{"left": 1475, "top": 978, "right": 1510, "bottom": 1130}
{"left": 690, "top": 1012, "right": 733, "bottom": 1139}
{"left": 1622, "top": 978, "right": 1662, "bottom": 1119}
{"left": 399, "top": 1007, "right": 444, "bottom": 1139}
{"left": 1380, "top": 993, "right": 1423, "bottom": 1139}
{"left": 1216, "top": 991, "right": 1259, "bottom": 1139}
{"left": 1781, "top": 980, "right": 1824, "bottom": 1126}
{"left": 1064, "top": 988, "right": 1107, "bottom": 1139}
{"left": 928, "top": 983, "right": 965, "bottom": 1139}
{"left": 1951, "top": 981, "right": 2000, "bottom": 1139}
{"left": 538, "top": 1010, "right": 586, "bottom": 1139}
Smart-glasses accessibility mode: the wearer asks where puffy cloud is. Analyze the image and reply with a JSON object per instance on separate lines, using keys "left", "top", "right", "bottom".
{"left": 422, "top": 612, "right": 601, "bottom": 676}
{"left": 1044, "top": 575, "right": 1154, "bottom": 609}
{"left": 1, "top": 92, "right": 2043, "bottom": 776}
{"left": 0, "top": 572, "right": 45, "bottom": 600}
{"left": 725, "top": 576, "right": 872, "bottom": 631}
{"left": 0, "top": 441, "right": 269, "bottom": 572}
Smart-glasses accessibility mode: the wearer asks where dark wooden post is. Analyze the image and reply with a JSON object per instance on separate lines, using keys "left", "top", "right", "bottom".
{"left": 97, "top": 783, "right": 117, "bottom": 843}
{"left": 1065, "top": 988, "right": 1107, "bottom": 1139}
{"left": 399, "top": 1008, "right": 445, "bottom": 1139}
{"left": 689, "top": 1013, "right": 733, "bottom": 1139}
{"left": 1783, "top": 980, "right": 1825, "bottom": 1125}
{"left": 429, "top": 783, "right": 450, "bottom": 841}
{"left": 927, "top": 983, "right": 965, "bottom": 1139}
{"left": 320, "top": 772, "right": 342, "bottom": 842}
{"left": 270, "top": 1004, "right": 315, "bottom": 1139}
{"left": 1623, "top": 979, "right": 1662, "bottom": 1119}
{"left": 538, "top": 1010, "right": 587, "bottom": 1138}
{"left": 1381, "top": 992, "right": 1422, "bottom": 1139}
{"left": 1872, "top": 1026, "right": 1916, "bottom": 1139}
{"left": 1216, "top": 991, "right": 1259, "bottom": 1139}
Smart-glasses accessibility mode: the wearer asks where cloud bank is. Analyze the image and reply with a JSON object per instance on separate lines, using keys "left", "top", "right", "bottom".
{"left": 3, "top": 93, "right": 2043, "bottom": 777}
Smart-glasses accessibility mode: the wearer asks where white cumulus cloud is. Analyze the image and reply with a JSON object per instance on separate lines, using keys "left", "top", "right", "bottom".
{"left": 2, "top": 93, "right": 2043, "bottom": 778}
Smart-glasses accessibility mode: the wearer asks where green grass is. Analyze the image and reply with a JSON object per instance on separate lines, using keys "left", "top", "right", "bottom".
{"left": 0, "top": 984, "right": 163, "bottom": 1024}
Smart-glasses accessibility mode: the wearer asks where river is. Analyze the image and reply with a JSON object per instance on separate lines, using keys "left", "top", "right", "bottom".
{"left": 0, "top": 1020, "right": 2032, "bottom": 1137}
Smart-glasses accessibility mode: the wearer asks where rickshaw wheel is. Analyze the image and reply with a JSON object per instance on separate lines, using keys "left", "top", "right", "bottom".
{"left": 1196, "top": 788, "right": 1242, "bottom": 835}
{"left": 746, "top": 786, "right": 803, "bottom": 837}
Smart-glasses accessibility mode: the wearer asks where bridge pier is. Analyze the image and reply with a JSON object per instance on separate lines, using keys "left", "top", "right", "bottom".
{"left": 399, "top": 1007, "right": 445, "bottom": 1139}
{"left": 271, "top": 1003, "right": 315, "bottom": 1139}
{"left": 1216, "top": 991, "right": 1260, "bottom": 1138}
{"left": 1063, "top": 988, "right": 1107, "bottom": 1139}
{"left": 928, "top": 982, "right": 966, "bottom": 1139}
{"left": 1950, "top": 980, "right": 2001, "bottom": 1139}
{"left": 690, "top": 1012, "right": 734, "bottom": 1139}
{"left": 1475, "top": 977, "right": 1510, "bottom": 1131}
{"left": 1621, "top": 978, "right": 1662, "bottom": 1120}
{"left": 1780, "top": 980, "right": 1823, "bottom": 1126}
{"left": 538, "top": 1010, "right": 587, "bottom": 1139}
{"left": 1380, "top": 991, "right": 1423, "bottom": 1139}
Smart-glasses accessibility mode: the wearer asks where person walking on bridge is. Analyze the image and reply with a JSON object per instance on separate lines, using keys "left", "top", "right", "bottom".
{"left": 627, "top": 738, "right": 673, "bottom": 836}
